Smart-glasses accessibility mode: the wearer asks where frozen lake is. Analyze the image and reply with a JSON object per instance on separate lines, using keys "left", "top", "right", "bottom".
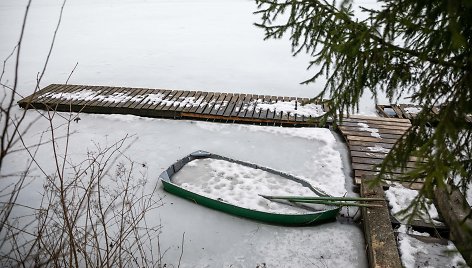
{"left": 0, "top": 0, "right": 394, "bottom": 266}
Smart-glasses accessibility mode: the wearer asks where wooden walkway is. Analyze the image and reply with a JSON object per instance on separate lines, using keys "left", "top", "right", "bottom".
{"left": 376, "top": 103, "right": 472, "bottom": 123}
{"left": 336, "top": 115, "right": 424, "bottom": 188}
{"left": 337, "top": 115, "right": 416, "bottom": 268}
{"left": 18, "top": 84, "right": 329, "bottom": 126}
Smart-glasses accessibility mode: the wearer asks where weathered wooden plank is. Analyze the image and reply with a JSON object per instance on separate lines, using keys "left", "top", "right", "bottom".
{"left": 348, "top": 140, "right": 395, "bottom": 149}
{"left": 184, "top": 91, "right": 204, "bottom": 113}
{"left": 188, "top": 91, "right": 208, "bottom": 113}
{"left": 128, "top": 88, "right": 154, "bottom": 109}
{"left": 256, "top": 95, "right": 270, "bottom": 119}
{"left": 101, "top": 87, "right": 133, "bottom": 108}
{"left": 195, "top": 92, "right": 215, "bottom": 114}
{"left": 86, "top": 86, "right": 118, "bottom": 108}
{"left": 74, "top": 85, "right": 105, "bottom": 107}
{"left": 350, "top": 150, "right": 388, "bottom": 159}
{"left": 39, "top": 84, "right": 80, "bottom": 105}
{"left": 354, "top": 177, "right": 424, "bottom": 190}
{"left": 230, "top": 93, "right": 246, "bottom": 117}
{"left": 345, "top": 135, "right": 399, "bottom": 145}
{"left": 350, "top": 113, "right": 411, "bottom": 123}
{"left": 202, "top": 92, "right": 220, "bottom": 115}
{"left": 339, "top": 130, "right": 403, "bottom": 140}
{"left": 45, "top": 84, "right": 87, "bottom": 110}
{"left": 63, "top": 85, "right": 94, "bottom": 107}
{"left": 206, "top": 93, "right": 226, "bottom": 115}
{"left": 98, "top": 87, "right": 122, "bottom": 107}
{"left": 237, "top": 94, "right": 253, "bottom": 118}
{"left": 351, "top": 157, "right": 418, "bottom": 168}
{"left": 175, "top": 91, "right": 197, "bottom": 113}
{"left": 19, "top": 84, "right": 61, "bottom": 106}
{"left": 376, "top": 105, "right": 399, "bottom": 118}
{"left": 160, "top": 90, "right": 185, "bottom": 111}
{"left": 360, "top": 178, "right": 403, "bottom": 268}
{"left": 391, "top": 105, "right": 405, "bottom": 119}
{"left": 265, "top": 95, "right": 277, "bottom": 119}
{"left": 245, "top": 95, "right": 261, "bottom": 118}
{"left": 81, "top": 86, "right": 110, "bottom": 108}
{"left": 352, "top": 163, "right": 416, "bottom": 174}
{"left": 343, "top": 117, "right": 411, "bottom": 127}
{"left": 170, "top": 91, "right": 194, "bottom": 112}
{"left": 348, "top": 144, "right": 391, "bottom": 152}
{"left": 119, "top": 87, "right": 149, "bottom": 109}
{"left": 338, "top": 125, "right": 407, "bottom": 136}
{"left": 222, "top": 94, "right": 239, "bottom": 117}
{"left": 354, "top": 170, "right": 422, "bottom": 181}
{"left": 254, "top": 95, "right": 266, "bottom": 118}
{"left": 142, "top": 89, "right": 169, "bottom": 110}
{"left": 339, "top": 121, "right": 411, "bottom": 131}
{"left": 216, "top": 93, "right": 233, "bottom": 116}
{"left": 110, "top": 87, "right": 141, "bottom": 109}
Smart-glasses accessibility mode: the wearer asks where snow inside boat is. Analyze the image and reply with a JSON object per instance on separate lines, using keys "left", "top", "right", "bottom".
{"left": 159, "top": 151, "right": 341, "bottom": 226}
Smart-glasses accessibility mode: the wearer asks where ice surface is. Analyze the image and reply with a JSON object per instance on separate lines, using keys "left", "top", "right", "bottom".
{"left": 172, "top": 158, "right": 331, "bottom": 214}
{"left": 0, "top": 112, "right": 364, "bottom": 267}
{"left": 193, "top": 122, "right": 348, "bottom": 197}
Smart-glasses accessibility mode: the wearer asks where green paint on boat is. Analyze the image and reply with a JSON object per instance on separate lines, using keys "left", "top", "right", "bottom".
{"left": 159, "top": 150, "right": 341, "bottom": 226}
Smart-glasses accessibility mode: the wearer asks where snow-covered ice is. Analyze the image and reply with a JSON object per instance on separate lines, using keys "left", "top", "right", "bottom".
{"left": 385, "top": 184, "right": 440, "bottom": 224}
{"left": 396, "top": 225, "right": 466, "bottom": 268}
{"left": 0, "top": 0, "right": 464, "bottom": 266}
{"left": 0, "top": 111, "right": 363, "bottom": 266}
{"left": 173, "top": 158, "right": 333, "bottom": 214}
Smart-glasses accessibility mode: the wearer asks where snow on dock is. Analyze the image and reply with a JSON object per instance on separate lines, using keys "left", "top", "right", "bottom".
{"left": 18, "top": 84, "right": 328, "bottom": 126}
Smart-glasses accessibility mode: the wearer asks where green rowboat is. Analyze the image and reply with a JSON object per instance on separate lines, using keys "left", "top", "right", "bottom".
{"left": 159, "top": 151, "right": 340, "bottom": 226}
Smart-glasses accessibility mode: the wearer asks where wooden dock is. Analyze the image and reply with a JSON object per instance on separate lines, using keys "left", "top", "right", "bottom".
{"left": 336, "top": 115, "right": 423, "bottom": 187}
{"left": 18, "top": 84, "right": 329, "bottom": 126}
{"left": 337, "top": 115, "right": 416, "bottom": 268}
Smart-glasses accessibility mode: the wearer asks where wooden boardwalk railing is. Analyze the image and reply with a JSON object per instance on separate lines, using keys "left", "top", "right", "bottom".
{"left": 18, "top": 84, "right": 329, "bottom": 126}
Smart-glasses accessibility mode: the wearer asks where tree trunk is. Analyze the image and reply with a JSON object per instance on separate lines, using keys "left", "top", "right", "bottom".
{"left": 433, "top": 184, "right": 472, "bottom": 266}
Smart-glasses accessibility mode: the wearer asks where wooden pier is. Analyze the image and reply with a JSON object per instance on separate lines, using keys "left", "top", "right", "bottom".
{"left": 336, "top": 115, "right": 423, "bottom": 188}
{"left": 18, "top": 84, "right": 329, "bottom": 126}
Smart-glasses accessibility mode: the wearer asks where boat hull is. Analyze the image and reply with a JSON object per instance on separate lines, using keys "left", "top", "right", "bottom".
{"left": 159, "top": 151, "right": 340, "bottom": 226}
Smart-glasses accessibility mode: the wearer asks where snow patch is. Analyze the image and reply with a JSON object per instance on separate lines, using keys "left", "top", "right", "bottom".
{"left": 256, "top": 100, "right": 325, "bottom": 117}
{"left": 404, "top": 107, "right": 421, "bottom": 114}
{"left": 367, "top": 145, "right": 389, "bottom": 153}
{"left": 357, "top": 122, "right": 381, "bottom": 138}
{"left": 396, "top": 226, "right": 466, "bottom": 268}
{"left": 385, "top": 184, "right": 439, "bottom": 223}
